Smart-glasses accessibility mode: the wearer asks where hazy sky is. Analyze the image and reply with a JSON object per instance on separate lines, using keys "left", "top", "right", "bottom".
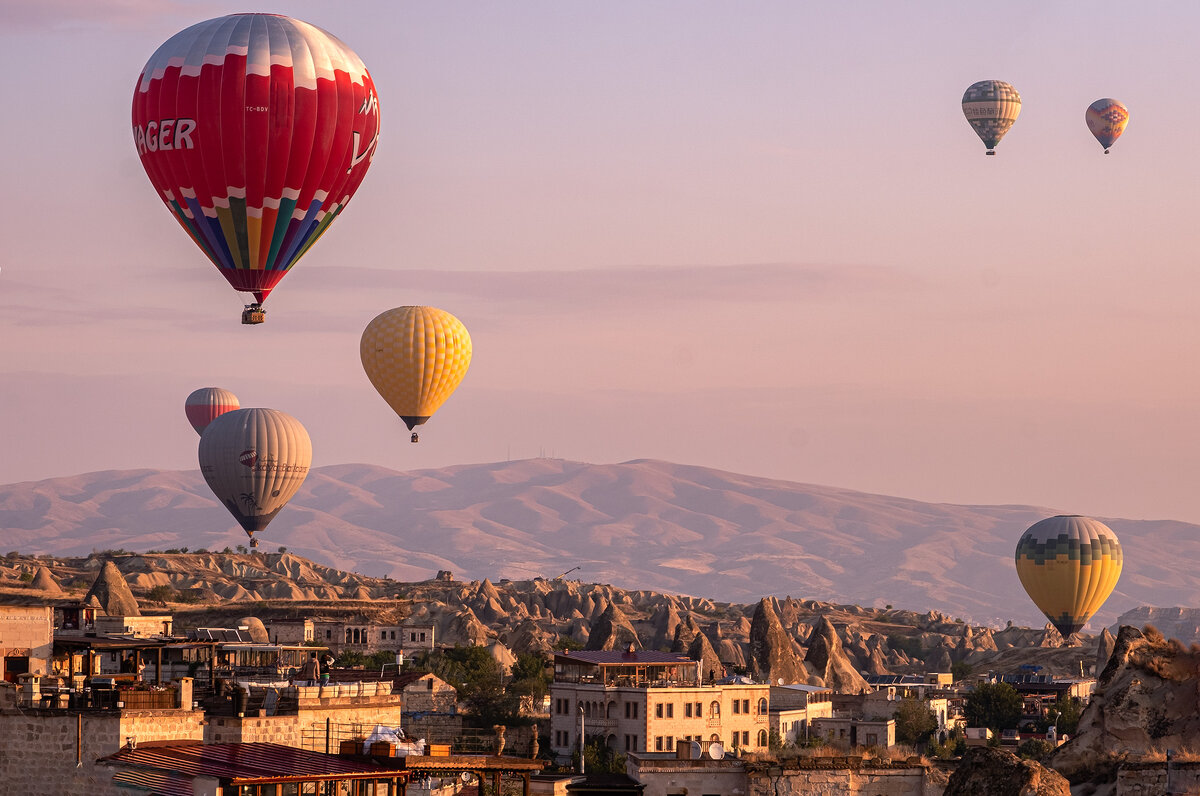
{"left": 4, "top": 1, "right": 1200, "bottom": 524}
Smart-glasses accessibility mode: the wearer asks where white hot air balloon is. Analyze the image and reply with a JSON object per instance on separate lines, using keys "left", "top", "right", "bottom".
{"left": 185, "top": 387, "right": 240, "bottom": 435}
{"left": 198, "top": 408, "right": 312, "bottom": 547}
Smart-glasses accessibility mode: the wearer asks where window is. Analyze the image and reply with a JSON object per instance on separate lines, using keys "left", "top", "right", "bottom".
{"left": 381, "top": 631, "right": 386, "bottom": 640}
{"left": 742, "top": 731, "right": 749, "bottom": 746}
{"left": 624, "top": 735, "right": 638, "bottom": 751}
{"left": 733, "top": 700, "right": 741, "bottom": 714}
{"left": 390, "top": 631, "right": 395, "bottom": 640}
{"left": 685, "top": 703, "right": 693, "bottom": 718}
{"left": 325, "top": 629, "right": 331, "bottom": 639}
{"left": 865, "top": 733, "right": 878, "bottom": 746}
{"left": 666, "top": 703, "right": 674, "bottom": 718}
{"left": 731, "top": 733, "right": 739, "bottom": 747}
{"left": 656, "top": 703, "right": 663, "bottom": 719}
{"left": 758, "top": 697, "right": 768, "bottom": 714}
{"left": 709, "top": 701, "right": 720, "bottom": 718}
{"left": 695, "top": 701, "right": 702, "bottom": 716}
{"left": 665, "top": 737, "right": 674, "bottom": 750}
{"left": 742, "top": 699, "right": 750, "bottom": 714}
{"left": 655, "top": 736, "right": 663, "bottom": 751}
{"left": 757, "top": 729, "right": 767, "bottom": 747}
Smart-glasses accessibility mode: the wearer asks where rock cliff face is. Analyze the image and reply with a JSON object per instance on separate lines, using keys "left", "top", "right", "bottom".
{"left": 1049, "top": 625, "right": 1200, "bottom": 783}
{"left": 804, "top": 617, "right": 870, "bottom": 694}
{"left": 944, "top": 747, "right": 1070, "bottom": 796}
{"left": 585, "top": 601, "right": 641, "bottom": 651}
{"left": 748, "top": 599, "right": 808, "bottom": 685}
{"left": 1113, "top": 606, "right": 1200, "bottom": 645}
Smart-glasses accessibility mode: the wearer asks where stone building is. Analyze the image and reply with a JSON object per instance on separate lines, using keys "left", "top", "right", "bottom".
{"left": 271, "top": 617, "right": 437, "bottom": 659}
{"left": 549, "top": 649, "right": 772, "bottom": 762}
{"left": 0, "top": 604, "right": 53, "bottom": 681}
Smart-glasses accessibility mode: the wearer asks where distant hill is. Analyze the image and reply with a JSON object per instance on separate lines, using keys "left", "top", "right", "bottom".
{"left": 0, "top": 458, "right": 1193, "bottom": 629}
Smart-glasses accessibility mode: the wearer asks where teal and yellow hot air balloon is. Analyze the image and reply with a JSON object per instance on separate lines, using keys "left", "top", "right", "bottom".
{"left": 962, "top": 80, "right": 1022, "bottom": 155}
{"left": 1086, "top": 98, "right": 1129, "bottom": 154}
{"left": 1015, "top": 515, "right": 1123, "bottom": 640}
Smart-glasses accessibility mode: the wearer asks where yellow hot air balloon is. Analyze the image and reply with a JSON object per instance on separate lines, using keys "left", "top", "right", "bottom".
{"left": 1014, "top": 515, "right": 1123, "bottom": 640}
{"left": 360, "top": 306, "right": 472, "bottom": 443}
{"left": 962, "top": 80, "right": 1022, "bottom": 155}
{"left": 1086, "top": 98, "right": 1129, "bottom": 154}
{"left": 198, "top": 408, "right": 312, "bottom": 547}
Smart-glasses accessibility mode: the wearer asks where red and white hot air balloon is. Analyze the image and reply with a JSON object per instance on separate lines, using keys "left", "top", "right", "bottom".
{"left": 132, "top": 14, "right": 381, "bottom": 323}
{"left": 185, "top": 387, "right": 240, "bottom": 435}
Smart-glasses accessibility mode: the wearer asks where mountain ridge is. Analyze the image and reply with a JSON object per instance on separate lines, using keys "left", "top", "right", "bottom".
{"left": 1, "top": 457, "right": 1195, "bottom": 630}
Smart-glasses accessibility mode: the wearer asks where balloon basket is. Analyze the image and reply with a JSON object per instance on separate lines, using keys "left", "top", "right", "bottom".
{"left": 242, "top": 305, "right": 266, "bottom": 325}
{"left": 985, "top": 150, "right": 996, "bottom": 156}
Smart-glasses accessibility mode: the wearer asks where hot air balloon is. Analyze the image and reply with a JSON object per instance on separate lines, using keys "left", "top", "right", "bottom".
{"left": 185, "top": 387, "right": 240, "bottom": 435}
{"left": 1086, "top": 98, "right": 1129, "bottom": 154}
{"left": 198, "top": 408, "right": 312, "bottom": 547}
{"left": 360, "top": 306, "right": 472, "bottom": 443}
{"left": 962, "top": 80, "right": 1022, "bottom": 155}
{"left": 1015, "top": 515, "right": 1123, "bottom": 640}
{"left": 132, "top": 14, "right": 381, "bottom": 324}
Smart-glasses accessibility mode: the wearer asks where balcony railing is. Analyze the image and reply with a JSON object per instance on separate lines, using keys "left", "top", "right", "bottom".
{"left": 707, "top": 717, "right": 722, "bottom": 727}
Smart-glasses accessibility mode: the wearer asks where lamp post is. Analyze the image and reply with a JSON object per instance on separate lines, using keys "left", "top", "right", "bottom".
{"left": 579, "top": 704, "right": 585, "bottom": 775}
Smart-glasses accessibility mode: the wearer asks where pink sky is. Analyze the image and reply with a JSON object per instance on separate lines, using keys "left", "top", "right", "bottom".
{"left": 4, "top": 1, "right": 1200, "bottom": 523}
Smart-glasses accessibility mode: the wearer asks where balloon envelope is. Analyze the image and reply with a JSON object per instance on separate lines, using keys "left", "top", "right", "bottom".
{"left": 198, "top": 408, "right": 312, "bottom": 540}
{"left": 185, "top": 387, "right": 240, "bottom": 435}
{"left": 132, "top": 14, "right": 381, "bottom": 304}
{"left": 962, "top": 80, "right": 1021, "bottom": 152}
{"left": 360, "top": 306, "right": 473, "bottom": 430}
{"left": 1015, "top": 515, "right": 1123, "bottom": 639}
{"left": 1086, "top": 98, "right": 1129, "bottom": 152}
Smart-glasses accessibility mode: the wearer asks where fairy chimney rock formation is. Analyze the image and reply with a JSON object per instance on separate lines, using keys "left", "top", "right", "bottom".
{"left": 83, "top": 560, "right": 141, "bottom": 617}
{"left": 804, "top": 617, "right": 871, "bottom": 694}
{"left": 748, "top": 598, "right": 808, "bottom": 685}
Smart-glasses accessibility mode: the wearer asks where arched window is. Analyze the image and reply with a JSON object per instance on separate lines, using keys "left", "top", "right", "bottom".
{"left": 758, "top": 729, "right": 768, "bottom": 747}
{"left": 757, "top": 697, "right": 768, "bottom": 715}
{"left": 709, "top": 701, "right": 721, "bottom": 718}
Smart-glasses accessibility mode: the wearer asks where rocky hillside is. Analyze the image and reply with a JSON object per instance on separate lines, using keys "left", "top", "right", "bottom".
{"left": 0, "top": 459, "right": 1193, "bottom": 630}
{"left": 0, "top": 551, "right": 1101, "bottom": 681}
{"left": 1049, "top": 624, "right": 1200, "bottom": 785}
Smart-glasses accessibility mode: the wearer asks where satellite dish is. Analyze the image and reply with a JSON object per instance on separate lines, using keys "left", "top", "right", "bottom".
{"left": 777, "top": 678, "right": 783, "bottom": 685}
{"left": 460, "top": 772, "right": 472, "bottom": 783}
{"left": 689, "top": 741, "right": 702, "bottom": 759}
{"left": 708, "top": 741, "right": 725, "bottom": 760}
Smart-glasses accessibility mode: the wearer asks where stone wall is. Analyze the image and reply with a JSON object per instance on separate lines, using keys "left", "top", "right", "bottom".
{"left": 1117, "top": 761, "right": 1200, "bottom": 795}
{"left": 205, "top": 695, "right": 409, "bottom": 748}
{"left": 746, "top": 760, "right": 945, "bottom": 796}
{"left": 0, "top": 706, "right": 204, "bottom": 796}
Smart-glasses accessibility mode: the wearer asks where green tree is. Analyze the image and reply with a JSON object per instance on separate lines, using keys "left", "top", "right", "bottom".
{"left": 1038, "top": 696, "right": 1082, "bottom": 736}
{"left": 894, "top": 697, "right": 938, "bottom": 746}
{"left": 951, "top": 661, "right": 973, "bottom": 682}
{"left": 420, "top": 646, "right": 517, "bottom": 725}
{"left": 1017, "top": 738, "right": 1054, "bottom": 760}
{"left": 508, "top": 653, "right": 551, "bottom": 702}
{"left": 146, "top": 585, "right": 175, "bottom": 603}
{"left": 18, "top": 571, "right": 33, "bottom": 583}
{"left": 964, "top": 682, "right": 1023, "bottom": 732}
{"left": 573, "top": 736, "right": 626, "bottom": 774}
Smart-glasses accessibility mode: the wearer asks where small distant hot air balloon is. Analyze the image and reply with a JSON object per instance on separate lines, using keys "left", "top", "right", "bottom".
{"left": 1015, "top": 515, "right": 1123, "bottom": 640}
{"left": 1086, "top": 98, "right": 1129, "bottom": 154}
{"left": 962, "top": 80, "right": 1022, "bottom": 155}
{"left": 185, "top": 387, "right": 240, "bottom": 435}
{"left": 198, "top": 408, "right": 312, "bottom": 547}
{"left": 132, "top": 14, "right": 381, "bottom": 324}
{"left": 360, "top": 306, "right": 472, "bottom": 443}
